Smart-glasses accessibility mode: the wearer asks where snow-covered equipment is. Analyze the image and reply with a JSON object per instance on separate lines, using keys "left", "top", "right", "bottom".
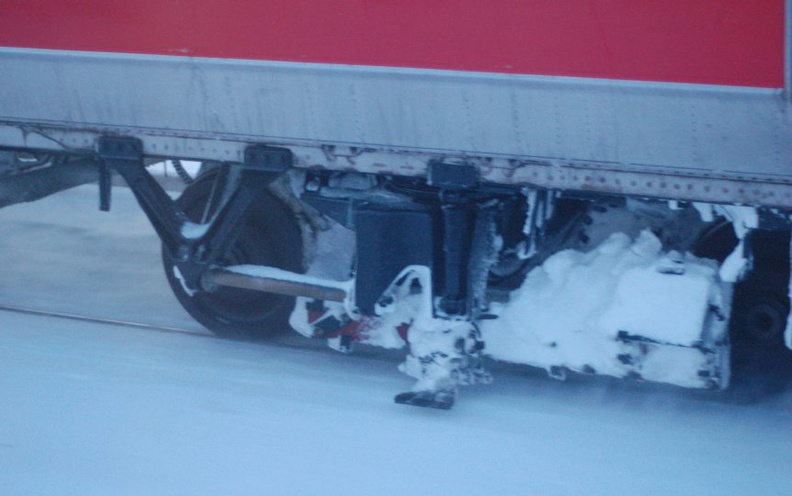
{"left": 0, "top": 1, "right": 790, "bottom": 408}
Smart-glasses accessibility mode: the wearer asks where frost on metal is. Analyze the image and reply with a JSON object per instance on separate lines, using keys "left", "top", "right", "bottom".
{"left": 224, "top": 265, "right": 352, "bottom": 293}
{"left": 693, "top": 203, "right": 759, "bottom": 283}
{"left": 180, "top": 221, "right": 211, "bottom": 240}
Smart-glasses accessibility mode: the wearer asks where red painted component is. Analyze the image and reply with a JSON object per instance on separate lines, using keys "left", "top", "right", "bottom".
{"left": 0, "top": 0, "right": 784, "bottom": 87}
{"left": 307, "top": 311, "right": 326, "bottom": 325}
{"left": 396, "top": 323, "right": 410, "bottom": 343}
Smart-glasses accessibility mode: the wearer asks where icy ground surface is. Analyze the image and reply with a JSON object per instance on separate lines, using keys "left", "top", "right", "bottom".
{"left": 0, "top": 185, "right": 790, "bottom": 495}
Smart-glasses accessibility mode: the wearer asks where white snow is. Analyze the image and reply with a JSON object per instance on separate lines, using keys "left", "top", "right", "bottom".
{"left": 716, "top": 205, "right": 759, "bottom": 239}
{"left": 482, "top": 231, "right": 728, "bottom": 388}
{"left": 0, "top": 185, "right": 790, "bottom": 495}
{"left": 719, "top": 238, "right": 748, "bottom": 283}
{"left": 181, "top": 220, "right": 211, "bottom": 239}
{"left": 225, "top": 264, "right": 353, "bottom": 293}
{"left": 694, "top": 204, "right": 758, "bottom": 282}
{"left": 599, "top": 255, "right": 721, "bottom": 346}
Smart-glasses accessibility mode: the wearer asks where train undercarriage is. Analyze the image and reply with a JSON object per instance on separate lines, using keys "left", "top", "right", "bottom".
{"left": 2, "top": 142, "right": 789, "bottom": 409}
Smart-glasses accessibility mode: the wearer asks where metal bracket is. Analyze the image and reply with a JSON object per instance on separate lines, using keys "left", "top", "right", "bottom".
{"left": 98, "top": 160, "right": 112, "bottom": 211}
{"left": 427, "top": 161, "right": 478, "bottom": 190}
{"left": 98, "top": 136, "right": 293, "bottom": 290}
{"left": 98, "top": 136, "right": 188, "bottom": 250}
{"left": 244, "top": 145, "right": 293, "bottom": 172}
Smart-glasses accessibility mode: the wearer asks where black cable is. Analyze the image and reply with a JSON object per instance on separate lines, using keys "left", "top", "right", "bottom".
{"left": 171, "top": 159, "right": 194, "bottom": 185}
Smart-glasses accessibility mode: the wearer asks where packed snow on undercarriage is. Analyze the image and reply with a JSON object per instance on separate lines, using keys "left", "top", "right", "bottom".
{"left": 282, "top": 174, "right": 789, "bottom": 408}
{"left": 95, "top": 144, "right": 790, "bottom": 409}
{"left": 1, "top": 146, "right": 790, "bottom": 409}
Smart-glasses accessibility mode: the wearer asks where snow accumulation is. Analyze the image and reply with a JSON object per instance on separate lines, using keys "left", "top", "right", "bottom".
{"left": 482, "top": 230, "right": 727, "bottom": 388}
{"left": 291, "top": 222, "right": 730, "bottom": 391}
{"left": 0, "top": 186, "right": 790, "bottom": 495}
{"left": 290, "top": 207, "right": 733, "bottom": 391}
{"left": 692, "top": 203, "right": 758, "bottom": 283}
{"left": 225, "top": 264, "right": 353, "bottom": 293}
{"left": 180, "top": 220, "right": 211, "bottom": 240}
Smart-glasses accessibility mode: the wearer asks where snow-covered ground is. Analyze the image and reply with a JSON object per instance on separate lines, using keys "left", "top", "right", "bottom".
{"left": 0, "top": 185, "right": 790, "bottom": 495}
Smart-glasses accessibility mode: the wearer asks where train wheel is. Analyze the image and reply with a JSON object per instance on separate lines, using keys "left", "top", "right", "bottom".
{"left": 163, "top": 172, "right": 304, "bottom": 340}
{"left": 731, "top": 288, "right": 788, "bottom": 347}
{"left": 729, "top": 230, "right": 791, "bottom": 352}
{"left": 728, "top": 285, "right": 792, "bottom": 400}
{"left": 727, "top": 235, "right": 792, "bottom": 399}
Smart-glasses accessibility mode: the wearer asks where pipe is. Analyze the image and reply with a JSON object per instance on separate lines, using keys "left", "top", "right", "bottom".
{"left": 206, "top": 267, "right": 348, "bottom": 302}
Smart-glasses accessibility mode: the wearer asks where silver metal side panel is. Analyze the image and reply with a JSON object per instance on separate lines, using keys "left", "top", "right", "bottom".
{"left": 1, "top": 48, "right": 790, "bottom": 206}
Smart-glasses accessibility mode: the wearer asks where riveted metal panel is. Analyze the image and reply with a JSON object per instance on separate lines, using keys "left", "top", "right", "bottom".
{"left": 0, "top": 48, "right": 790, "bottom": 207}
